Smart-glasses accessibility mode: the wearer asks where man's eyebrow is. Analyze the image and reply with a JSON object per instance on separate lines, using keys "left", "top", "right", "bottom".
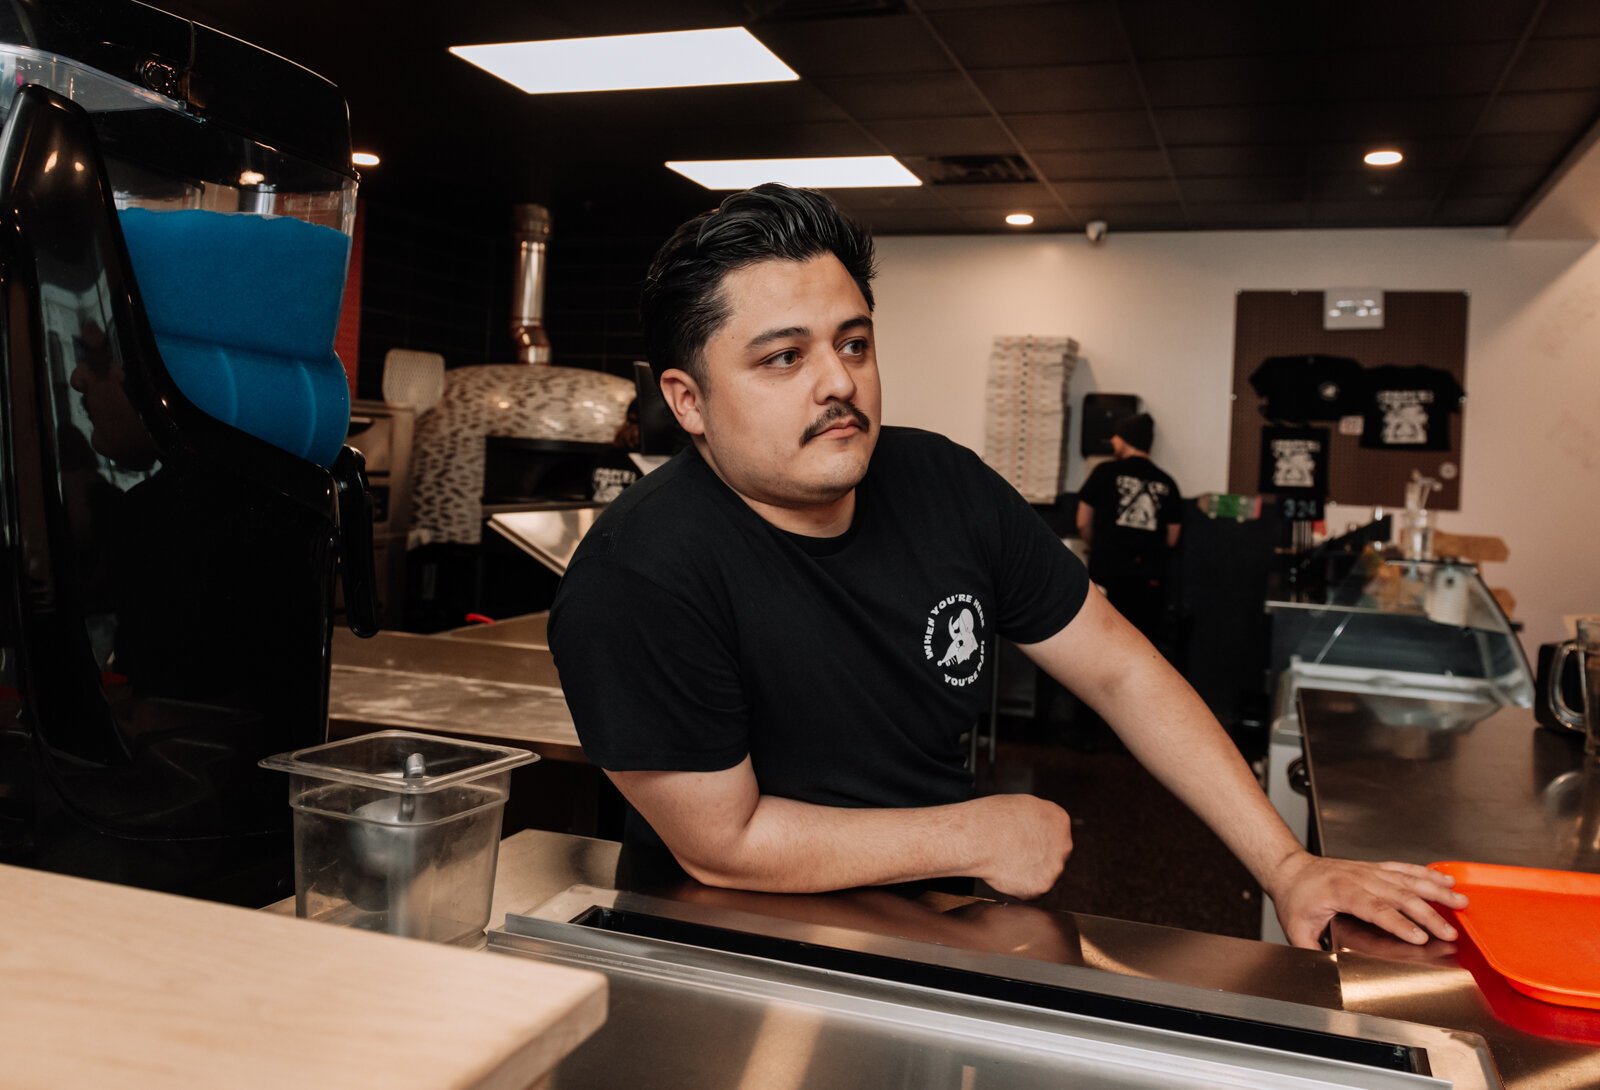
{"left": 837, "top": 315, "right": 873, "bottom": 335}
{"left": 745, "top": 325, "right": 808, "bottom": 351}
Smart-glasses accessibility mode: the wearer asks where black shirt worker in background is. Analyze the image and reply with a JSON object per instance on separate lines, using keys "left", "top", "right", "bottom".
{"left": 549, "top": 184, "right": 1463, "bottom": 949}
{"left": 1076, "top": 412, "right": 1182, "bottom": 647}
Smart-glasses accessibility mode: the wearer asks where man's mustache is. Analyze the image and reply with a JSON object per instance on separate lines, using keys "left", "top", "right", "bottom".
{"left": 801, "top": 401, "right": 872, "bottom": 444}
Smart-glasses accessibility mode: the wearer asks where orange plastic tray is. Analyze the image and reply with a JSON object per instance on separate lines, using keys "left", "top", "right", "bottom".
{"left": 1430, "top": 861, "right": 1600, "bottom": 1009}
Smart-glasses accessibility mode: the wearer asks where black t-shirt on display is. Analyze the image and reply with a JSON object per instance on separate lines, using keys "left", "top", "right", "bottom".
{"left": 1076, "top": 456, "right": 1182, "bottom": 586}
{"left": 1248, "top": 354, "right": 1366, "bottom": 422}
{"left": 549, "top": 427, "right": 1090, "bottom": 847}
{"left": 1359, "top": 364, "right": 1464, "bottom": 451}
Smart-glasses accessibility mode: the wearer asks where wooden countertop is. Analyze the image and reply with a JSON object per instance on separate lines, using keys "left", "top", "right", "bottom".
{"left": 2, "top": 863, "right": 606, "bottom": 1090}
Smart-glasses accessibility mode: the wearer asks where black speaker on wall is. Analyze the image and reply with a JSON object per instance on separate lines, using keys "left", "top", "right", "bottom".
{"left": 1080, "top": 393, "right": 1141, "bottom": 457}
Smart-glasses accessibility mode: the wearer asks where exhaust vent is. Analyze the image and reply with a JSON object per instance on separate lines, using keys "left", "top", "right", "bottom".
{"left": 918, "top": 154, "right": 1036, "bottom": 185}
{"left": 510, "top": 203, "right": 552, "bottom": 366}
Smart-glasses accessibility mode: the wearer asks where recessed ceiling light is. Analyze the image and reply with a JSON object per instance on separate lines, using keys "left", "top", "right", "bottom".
{"left": 352, "top": 151, "right": 381, "bottom": 167}
{"left": 1005, "top": 212, "right": 1035, "bottom": 227}
{"left": 665, "top": 156, "right": 921, "bottom": 190}
{"left": 450, "top": 27, "right": 797, "bottom": 94}
{"left": 1363, "top": 149, "right": 1403, "bottom": 167}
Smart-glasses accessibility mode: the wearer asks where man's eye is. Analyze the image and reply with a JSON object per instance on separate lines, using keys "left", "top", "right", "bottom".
{"left": 840, "top": 338, "right": 868, "bottom": 357}
{"left": 765, "top": 349, "right": 800, "bottom": 368}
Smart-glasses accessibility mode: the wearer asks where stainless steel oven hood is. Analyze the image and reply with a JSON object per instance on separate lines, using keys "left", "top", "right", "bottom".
{"left": 491, "top": 885, "right": 1501, "bottom": 1089}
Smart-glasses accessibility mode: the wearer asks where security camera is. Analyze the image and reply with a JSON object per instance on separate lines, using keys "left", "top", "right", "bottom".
{"left": 1086, "top": 219, "right": 1108, "bottom": 243}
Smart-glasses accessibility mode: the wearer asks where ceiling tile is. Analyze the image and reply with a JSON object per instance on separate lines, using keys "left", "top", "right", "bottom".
{"left": 1448, "top": 164, "right": 1552, "bottom": 195}
{"left": 927, "top": 181, "right": 1058, "bottom": 209}
{"left": 1155, "top": 105, "right": 1312, "bottom": 146}
{"left": 1053, "top": 178, "right": 1179, "bottom": 204}
{"left": 956, "top": 207, "right": 1080, "bottom": 233}
{"left": 1504, "top": 37, "right": 1600, "bottom": 92}
{"left": 1307, "top": 137, "right": 1466, "bottom": 173}
{"left": 811, "top": 72, "right": 984, "bottom": 119}
{"left": 1463, "top": 130, "right": 1578, "bottom": 167}
{"left": 1432, "top": 195, "right": 1524, "bottom": 225}
{"left": 750, "top": 13, "right": 950, "bottom": 77}
{"left": 1031, "top": 148, "right": 1170, "bottom": 179}
{"left": 1065, "top": 203, "right": 1188, "bottom": 229}
{"left": 1005, "top": 111, "right": 1156, "bottom": 151}
{"left": 1184, "top": 202, "right": 1310, "bottom": 229}
{"left": 854, "top": 207, "right": 975, "bottom": 234}
{"left": 1311, "top": 170, "right": 1447, "bottom": 200}
{"left": 1481, "top": 90, "right": 1600, "bottom": 133}
{"left": 1117, "top": 0, "right": 1304, "bottom": 60}
{"left": 1309, "top": 199, "right": 1436, "bottom": 225}
{"left": 1137, "top": 56, "right": 1308, "bottom": 109}
{"left": 1169, "top": 144, "right": 1307, "bottom": 177}
{"left": 828, "top": 186, "right": 959, "bottom": 212}
{"left": 929, "top": 3, "right": 1129, "bottom": 68}
{"left": 866, "top": 115, "right": 1016, "bottom": 155}
{"left": 971, "top": 65, "right": 1145, "bottom": 113}
{"left": 1180, "top": 175, "right": 1305, "bottom": 203}
{"left": 1535, "top": 0, "right": 1600, "bottom": 37}
{"left": 1306, "top": 97, "right": 1483, "bottom": 141}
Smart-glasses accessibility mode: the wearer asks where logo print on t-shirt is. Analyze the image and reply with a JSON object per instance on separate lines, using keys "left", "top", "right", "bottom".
{"left": 923, "top": 593, "right": 987, "bottom": 688}
{"left": 1377, "top": 390, "right": 1432, "bottom": 444}
{"left": 1114, "top": 475, "right": 1169, "bottom": 532}
{"left": 1271, "top": 438, "right": 1319, "bottom": 489}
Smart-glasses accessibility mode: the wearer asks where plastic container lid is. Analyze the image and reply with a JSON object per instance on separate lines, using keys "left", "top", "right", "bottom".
{"left": 259, "top": 730, "right": 535, "bottom": 793}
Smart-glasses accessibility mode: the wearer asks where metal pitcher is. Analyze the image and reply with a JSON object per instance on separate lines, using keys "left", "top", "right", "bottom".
{"left": 1549, "top": 618, "right": 1600, "bottom": 755}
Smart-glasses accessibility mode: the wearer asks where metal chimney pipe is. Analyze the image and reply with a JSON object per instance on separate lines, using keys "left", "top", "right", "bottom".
{"left": 510, "top": 203, "right": 552, "bottom": 365}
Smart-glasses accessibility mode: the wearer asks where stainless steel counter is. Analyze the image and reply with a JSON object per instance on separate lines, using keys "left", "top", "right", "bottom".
{"left": 1300, "top": 688, "right": 1600, "bottom": 1088}
{"left": 477, "top": 830, "right": 1504, "bottom": 1089}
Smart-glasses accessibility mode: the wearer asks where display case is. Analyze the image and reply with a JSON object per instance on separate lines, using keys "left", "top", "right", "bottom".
{"left": 1259, "top": 554, "right": 1534, "bottom": 941}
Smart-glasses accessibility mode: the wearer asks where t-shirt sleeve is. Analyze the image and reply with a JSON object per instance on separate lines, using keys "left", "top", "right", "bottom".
{"left": 1160, "top": 477, "right": 1185, "bottom": 528}
{"left": 549, "top": 556, "right": 749, "bottom": 772}
{"left": 1077, "top": 462, "right": 1108, "bottom": 509}
{"left": 966, "top": 450, "right": 1090, "bottom": 644}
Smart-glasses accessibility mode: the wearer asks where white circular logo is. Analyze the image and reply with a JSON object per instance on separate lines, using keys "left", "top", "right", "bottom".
{"left": 923, "top": 593, "right": 987, "bottom": 688}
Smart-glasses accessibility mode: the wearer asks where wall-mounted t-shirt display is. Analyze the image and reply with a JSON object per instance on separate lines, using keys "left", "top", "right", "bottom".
{"left": 1229, "top": 291, "right": 1468, "bottom": 511}
{"left": 1248, "top": 354, "right": 1366, "bottom": 422}
{"left": 1359, "top": 363, "right": 1465, "bottom": 451}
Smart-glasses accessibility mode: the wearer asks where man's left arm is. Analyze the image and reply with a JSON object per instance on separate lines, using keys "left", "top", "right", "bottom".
{"left": 1015, "top": 590, "right": 1466, "bottom": 948}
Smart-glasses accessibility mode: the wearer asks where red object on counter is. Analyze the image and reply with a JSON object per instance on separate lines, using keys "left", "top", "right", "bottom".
{"left": 1430, "top": 861, "right": 1600, "bottom": 1010}
{"left": 463, "top": 612, "right": 496, "bottom": 626}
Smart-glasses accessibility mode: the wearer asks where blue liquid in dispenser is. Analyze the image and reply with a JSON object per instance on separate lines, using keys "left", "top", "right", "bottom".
{"left": 117, "top": 208, "right": 352, "bottom": 466}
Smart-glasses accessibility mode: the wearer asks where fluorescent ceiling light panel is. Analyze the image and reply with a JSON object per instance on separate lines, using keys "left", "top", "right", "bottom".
{"left": 450, "top": 27, "right": 797, "bottom": 94}
{"left": 667, "top": 156, "right": 921, "bottom": 189}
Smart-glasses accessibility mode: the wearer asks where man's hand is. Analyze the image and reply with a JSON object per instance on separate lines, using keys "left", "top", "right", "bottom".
{"left": 969, "top": 794, "right": 1073, "bottom": 900}
{"left": 1266, "top": 850, "right": 1467, "bottom": 949}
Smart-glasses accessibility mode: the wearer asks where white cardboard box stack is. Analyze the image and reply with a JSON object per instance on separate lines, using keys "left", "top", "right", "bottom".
{"left": 983, "top": 335, "right": 1079, "bottom": 503}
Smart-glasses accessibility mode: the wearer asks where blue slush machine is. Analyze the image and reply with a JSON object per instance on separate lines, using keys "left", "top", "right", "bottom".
{"left": 0, "top": 0, "right": 377, "bottom": 905}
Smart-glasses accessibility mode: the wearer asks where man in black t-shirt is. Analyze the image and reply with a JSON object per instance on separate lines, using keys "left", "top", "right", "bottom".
{"left": 1075, "top": 412, "right": 1182, "bottom": 645}
{"left": 548, "top": 184, "right": 1464, "bottom": 949}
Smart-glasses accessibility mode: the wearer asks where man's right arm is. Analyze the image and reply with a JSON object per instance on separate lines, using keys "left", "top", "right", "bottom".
{"left": 606, "top": 757, "right": 1073, "bottom": 899}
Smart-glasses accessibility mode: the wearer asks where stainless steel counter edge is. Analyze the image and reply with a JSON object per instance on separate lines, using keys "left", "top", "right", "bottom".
{"left": 488, "top": 883, "right": 1502, "bottom": 1089}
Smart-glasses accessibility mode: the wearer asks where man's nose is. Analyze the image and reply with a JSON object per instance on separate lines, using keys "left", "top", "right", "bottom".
{"left": 813, "top": 347, "right": 858, "bottom": 403}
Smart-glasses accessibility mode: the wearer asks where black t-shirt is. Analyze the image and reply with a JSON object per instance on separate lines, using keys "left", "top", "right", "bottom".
{"left": 1077, "top": 456, "right": 1182, "bottom": 585}
{"left": 1359, "top": 364, "right": 1464, "bottom": 451}
{"left": 548, "top": 427, "right": 1089, "bottom": 846}
{"left": 1249, "top": 354, "right": 1366, "bottom": 422}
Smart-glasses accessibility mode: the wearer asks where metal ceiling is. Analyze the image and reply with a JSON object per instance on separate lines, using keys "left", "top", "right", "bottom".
{"left": 159, "top": 0, "right": 1600, "bottom": 235}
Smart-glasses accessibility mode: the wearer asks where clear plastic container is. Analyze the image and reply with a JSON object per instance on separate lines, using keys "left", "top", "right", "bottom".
{"left": 261, "top": 731, "right": 535, "bottom": 946}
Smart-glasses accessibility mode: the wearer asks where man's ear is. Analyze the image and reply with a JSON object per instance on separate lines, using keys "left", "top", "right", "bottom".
{"left": 658, "top": 368, "right": 707, "bottom": 437}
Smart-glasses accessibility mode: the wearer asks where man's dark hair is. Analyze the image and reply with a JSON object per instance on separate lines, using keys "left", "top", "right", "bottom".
{"left": 640, "top": 183, "right": 877, "bottom": 388}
